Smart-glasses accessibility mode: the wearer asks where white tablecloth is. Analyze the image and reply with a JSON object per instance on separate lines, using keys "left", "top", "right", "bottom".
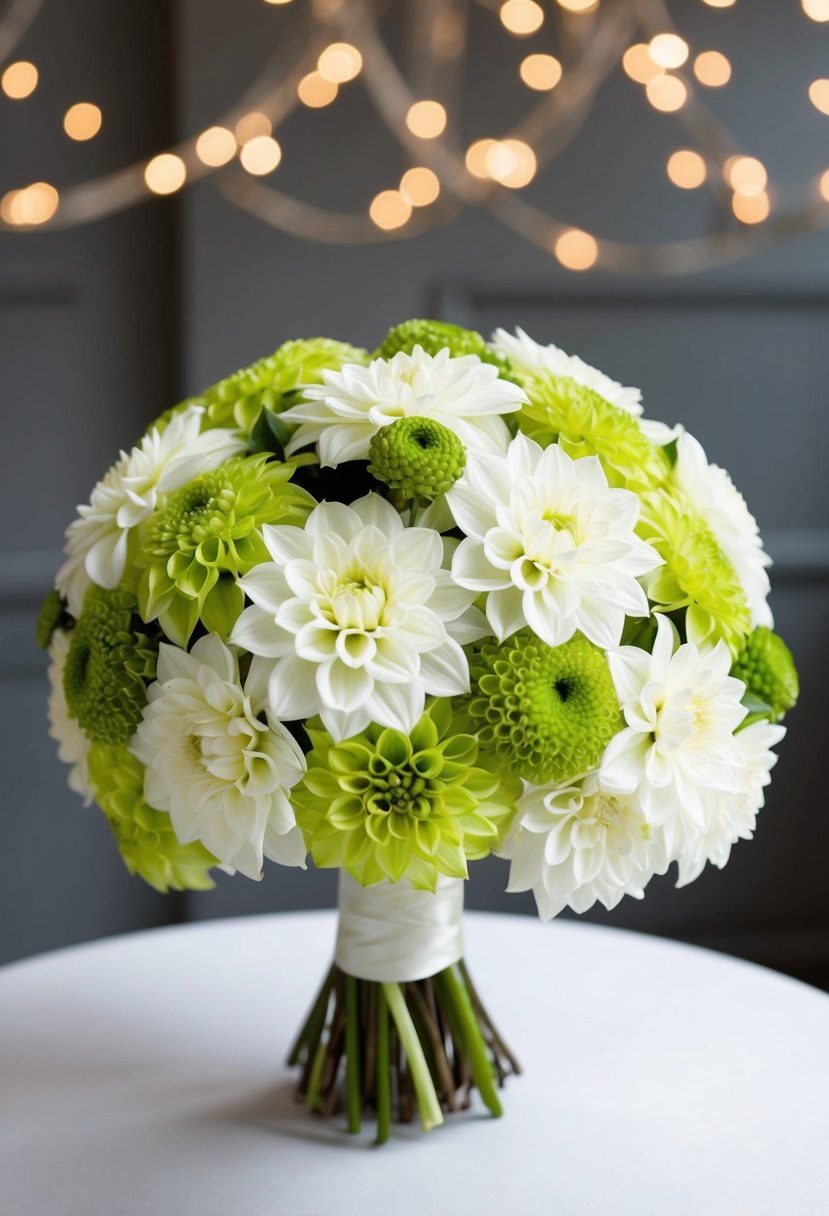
{"left": 1, "top": 911, "right": 828, "bottom": 1216}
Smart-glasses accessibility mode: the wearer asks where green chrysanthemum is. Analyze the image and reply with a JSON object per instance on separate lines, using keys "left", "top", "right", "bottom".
{"left": 518, "top": 375, "right": 669, "bottom": 493}
{"left": 88, "top": 744, "right": 216, "bottom": 893}
{"left": 376, "top": 319, "right": 513, "bottom": 377}
{"left": 136, "top": 453, "right": 314, "bottom": 647}
{"left": 293, "top": 700, "right": 520, "bottom": 891}
{"left": 191, "top": 337, "right": 369, "bottom": 433}
{"left": 638, "top": 489, "right": 751, "bottom": 655}
{"left": 368, "top": 416, "right": 466, "bottom": 500}
{"left": 63, "top": 586, "right": 157, "bottom": 745}
{"left": 732, "top": 626, "right": 799, "bottom": 721}
{"left": 465, "top": 631, "right": 621, "bottom": 786}
{"left": 36, "top": 587, "right": 65, "bottom": 650}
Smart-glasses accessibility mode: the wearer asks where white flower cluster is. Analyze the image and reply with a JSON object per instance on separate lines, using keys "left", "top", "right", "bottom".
{"left": 47, "top": 324, "right": 790, "bottom": 915}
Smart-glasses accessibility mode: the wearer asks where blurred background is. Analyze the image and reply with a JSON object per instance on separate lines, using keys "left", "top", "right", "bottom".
{"left": 1, "top": 0, "right": 827, "bottom": 985}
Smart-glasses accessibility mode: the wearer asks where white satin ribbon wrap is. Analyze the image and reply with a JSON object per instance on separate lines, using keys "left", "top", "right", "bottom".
{"left": 334, "top": 871, "right": 464, "bottom": 983}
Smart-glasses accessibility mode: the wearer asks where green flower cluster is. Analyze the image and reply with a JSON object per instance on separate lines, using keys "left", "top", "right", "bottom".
{"left": 293, "top": 701, "right": 520, "bottom": 890}
{"left": 136, "top": 453, "right": 313, "bottom": 646}
{"left": 519, "top": 376, "right": 669, "bottom": 493}
{"left": 368, "top": 416, "right": 466, "bottom": 500}
{"left": 638, "top": 490, "right": 751, "bottom": 655}
{"left": 63, "top": 586, "right": 157, "bottom": 745}
{"left": 465, "top": 631, "right": 620, "bottom": 786}
{"left": 88, "top": 744, "right": 216, "bottom": 893}
{"left": 192, "top": 337, "right": 369, "bottom": 432}
{"left": 376, "top": 319, "right": 514, "bottom": 378}
{"left": 732, "top": 626, "right": 799, "bottom": 721}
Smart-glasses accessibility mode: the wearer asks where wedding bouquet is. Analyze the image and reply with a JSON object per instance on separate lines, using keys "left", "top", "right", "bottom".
{"left": 42, "top": 318, "right": 798, "bottom": 1141}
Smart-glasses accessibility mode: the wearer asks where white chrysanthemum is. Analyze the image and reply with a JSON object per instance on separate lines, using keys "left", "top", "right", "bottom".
{"left": 673, "top": 431, "right": 772, "bottom": 629}
{"left": 47, "top": 628, "right": 93, "bottom": 804}
{"left": 600, "top": 614, "right": 747, "bottom": 855}
{"left": 56, "top": 406, "right": 245, "bottom": 617}
{"left": 502, "top": 772, "right": 666, "bottom": 920}
{"left": 446, "top": 432, "right": 662, "bottom": 650}
{"left": 676, "top": 720, "right": 785, "bottom": 887}
{"left": 282, "top": 345, "right": 526, "bottom": 467}
{"left": 131, "top": 634, "right": 307, "bottom": 881}
{"left": 231, "top": 493, "right": 487, "bottom": 742}
{"left": 491, "top": 326, "right": 643, "bottom": 416}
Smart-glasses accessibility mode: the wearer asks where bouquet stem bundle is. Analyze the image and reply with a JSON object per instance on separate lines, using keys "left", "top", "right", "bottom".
{"left": 288, "top": 960, "right": 519, "bottom": 1142}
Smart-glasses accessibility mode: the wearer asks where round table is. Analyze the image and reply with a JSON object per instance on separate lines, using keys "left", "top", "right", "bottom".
{"left": 1, "top": 912, "right": 827, "bottom": 1216}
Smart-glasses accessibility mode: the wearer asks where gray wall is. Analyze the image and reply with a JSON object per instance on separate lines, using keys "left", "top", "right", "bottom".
{"left": 2, "top": 1, "right": 827, "bottom": 983}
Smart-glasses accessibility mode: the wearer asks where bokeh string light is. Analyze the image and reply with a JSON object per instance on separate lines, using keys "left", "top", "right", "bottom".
{"left": 2, "top": 0, "right": 829, "bottom": 278}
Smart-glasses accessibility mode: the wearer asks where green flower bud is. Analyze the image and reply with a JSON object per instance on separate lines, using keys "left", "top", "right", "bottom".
{"left": 732, "top": 626, "right": 799, "bottom": 721}
{"left": 36, "top": 588, "right": 65, "bottom": 650}
{"left": 368, "top": 416, "right": 466, "bottom": 500}
{"left": 88, "top": 744, "right": 216, "bottom": 893}
{"left": 467, "top": 631, "right": 621, "bottom": 786}
{"left": 63, "top": 587, "right": 157, "bottom": 745}
{"left": 375, "top": 319, "right": 514, "bottom": 377}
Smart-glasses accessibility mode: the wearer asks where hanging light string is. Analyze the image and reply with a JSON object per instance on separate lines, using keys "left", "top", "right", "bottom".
{"left": 3, "top": 0, "right": 829, "bottom": 277}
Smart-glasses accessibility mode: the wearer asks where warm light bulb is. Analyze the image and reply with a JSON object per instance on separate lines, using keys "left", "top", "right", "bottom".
{"left": 465, "top": 138, "right": 497, "bottom": 178}
{"left": 239, "top": 135, "right": 282, "bottom": 175}
{"left": 520, "top": 53, "right": 562, "bottom": 91}
{"left": 405, "top": 99, "right": 447, "bottom": 138}
{"left": 500, "top": 0, "right": 544, "bottom": 36}
{"left": 369, "top": 190, "right": 412, "bottom": 230}
{"left": 693, "top": 51, "right": 731, "bottom": 87}
{"left": 649, "top": 34, "right": 689, "bottom": 69}
{"left": 485, "top": 139, "right": 537, "bottom": 188}
{"left": 666, "top": 149, "right": 707, "bottom": 189}
{"left": 645, "top": 74, "right": 688, "bottom": 112}
{"left": 554, "top": 229, "right": 598, "bottom": 270}
{"left": 557, "top": 0, "right": 600, "bottom": 11}
{"left": 234, "top": 112, "right": 272, "bottom": 143}
{"left": 732, "top": 191, "right": 770, "bottom": 223}
{"left": 3, "top": 181, "right": 59, "bottom": 225}
{"left": 726, "top": 156, "right": 767, "bottom": 196}
{"left": 701, "top": 0, "right": 736, "bottom": 7}
{"left": 622, "top": 44, "right": 661, "bottom": 85}
{"left": 809, "top": 79, "right": 829, "bottom": 115}
{"left": 1, "top": 60, "right": 38, "bottom": 99}
{"left": 63, "top": 102, "right": 102, "bottom": 141}
{"left": 819, "top": 168, "right": 829, "bottom": 199}
{"left": 803, "top": 0, "right": 829, "bottom": 19}
{"left": 144, "top": 154, "right": 187, "bottom": 195}
{"left": 399, "top": 166, "right": 440, "bottom": 207}
{"left": 297, "top": 72, "right": 338, "bottom": 108}
{"left": 196, "top": 126, "right": 237, "bottom": 167}
{"left": 317, "top": 42, "right": 363, "bottom": 84}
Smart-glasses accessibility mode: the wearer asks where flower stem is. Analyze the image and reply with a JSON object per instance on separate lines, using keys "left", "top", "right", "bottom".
{"left": 375, "top": 985, "right": 391, "bottom": 1145}
{"left": 382, "top": 982, "right": 444, "bottom": 1133}
{"left": 345, "top": 975, "right": 362, "bottom": 1134}
{"left": 437, "top": 965, "right": 503, "bottom": 1118}
{"left": 287, "top": 963, "right": 334, "bottom": 1066}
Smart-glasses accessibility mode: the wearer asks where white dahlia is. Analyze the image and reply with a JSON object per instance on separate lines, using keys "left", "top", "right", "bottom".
{"left": 600, "top": 614, "right": 747, "bottom": 855}
{"left": 47, "top": 628, "right": 93, "bottom": 804}
{"left": 446, "top": 432, "right": 662, "bottom": 649}
{"left": 502, "top": 772, "right": 666, "bottom": 920}
{"left": 676, "top": 719, "right": 786, "bottom": 887}
{"left": 282, "top": 345, "right": 526, "bottom": 467}
{"left": 231, "top": 493, "right": 487, "bottom": 742}
{"left": 672, "top": 431, "right": 772, "bottom": 629}
{"left": 131, "top": 634, "right": 307, "bottom": 881}
{"left": 491, "top": 326, "right": 643, "bottom": 416}
{"left": 56, "top": 406, "right": 245, "bottom": 617}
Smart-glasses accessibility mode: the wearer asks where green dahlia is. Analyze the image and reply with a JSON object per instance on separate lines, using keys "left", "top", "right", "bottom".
{"left": 293, "top": 700, "right": 520, "bottom": 890}
{"left": 192, "top": 337, "right": 369, "bottom": 432}
{"left": 732, "top": 626, "right": 799, "bottom": 721}
{"left": 63, "top": 586, "right": 157, "bottom": 745}
{"left": 518, "top": 375, "right": 669, "bottom": 493}
{"left": 36, "top": 587, "right": 65, "bottom": 650}
{"left": 136, "top": 453, "right": 313, "bottom": 647}
{"left": 638, "top": 489, "right": 751, "bottom": 655}
{"left": 466, "top": 631, "right": 621, "bottom": 786}
{"left": 368, "top": 416, "right": 466, "bottom": 500}
{"left": 88, "top": 744, "right": 216, "bottom": 893}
